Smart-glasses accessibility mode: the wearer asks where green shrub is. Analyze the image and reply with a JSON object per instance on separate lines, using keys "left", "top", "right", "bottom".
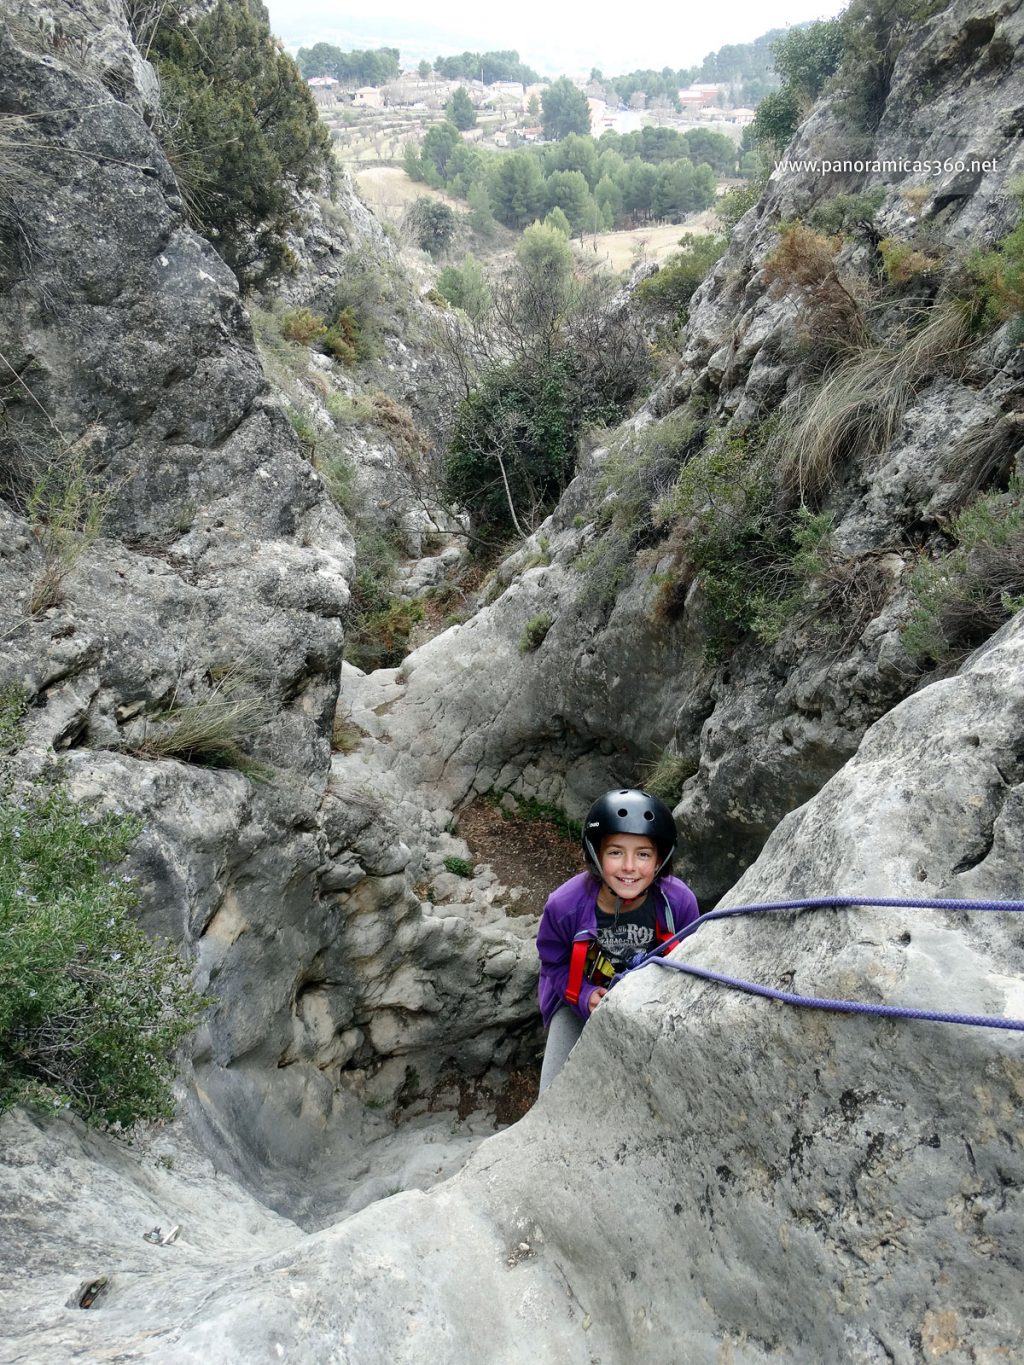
{"left": 967, "top": 196, "right": 1024, "bottom": 330}
{"left": 149, "top": 0, "right": 334, "bottom": 289}
{"left": 519, "top": 612, "right": 554, "bottom": 652}
{"left": 443, "top": 855, "right": 474, "bottom": 877}
{"left": 808, "top": 188, "right": 886, "bottom": 237}
{"left": 0, "top": 699, "right": 205, "bottom": 1125}
{"left": 436, "top": 256, "right": 492, "bottom": 320}
{"left": 326, "top": 392, "right": 373, "bottom": 425}
{"left": 717, "top": 182, "right": 761, "bottom": 232}
{"left": 345, "top": 598, "right": 424, "bottom": 671}
{"left": 287, "top": 405, "right": 318, "bottom": 451}
{"left": 878, "top": 236, "right": 944, "bottom": 283}
{"left": 488, "top": 791, "right": 582, "bottom": 842}
{"left": 322, "top": 308, "right": 362, "bottom": 366}
{"left": 904, "top": 476, "right": 1024, "bottom": 663}
{"left": 280, "top": 307, "right": 327, "bottom": 345}
{"left": 331, "top": 715, "right": 367, "bottom": 753}
{"left": 637, "top": 233, "right": 727, "bottom": 318}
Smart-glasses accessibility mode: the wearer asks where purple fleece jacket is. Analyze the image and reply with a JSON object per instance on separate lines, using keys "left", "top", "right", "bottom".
{"left": 536, "top": 870, "right": 700, "bottom": 1027}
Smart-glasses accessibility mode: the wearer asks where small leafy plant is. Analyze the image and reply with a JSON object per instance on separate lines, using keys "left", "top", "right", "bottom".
{"left": 519, "top": 612, "right": 554, "bottom": 652}
{"left": 443, "top": 855, "right": 474, "bottom": 877}
{"left": 0, "top": 688, "right": 205, "bottom": 1126}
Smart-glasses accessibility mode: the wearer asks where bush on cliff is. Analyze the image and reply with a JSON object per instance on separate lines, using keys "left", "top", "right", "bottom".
{"left": 148, "top": 0, "right": 334, "bottom": 289}
{"left": 0, "top": 689, "right": 206, "bottom": 1127}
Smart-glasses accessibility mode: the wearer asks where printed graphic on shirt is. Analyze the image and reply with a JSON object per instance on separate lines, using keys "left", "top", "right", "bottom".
{"left": 595, "top": 902, "right": 657, "bottom": 969}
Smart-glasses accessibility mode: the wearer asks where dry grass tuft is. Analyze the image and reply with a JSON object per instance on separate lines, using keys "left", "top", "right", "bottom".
{"left": 771, "top": 299, "right": 974, "bottom": 501}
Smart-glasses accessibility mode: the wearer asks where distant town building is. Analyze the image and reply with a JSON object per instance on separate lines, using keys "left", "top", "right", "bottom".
{"left": 353, "top": 86, "right": 383, "bottom": 109}
{"left": 307, "top": 75, "right": 338, "bottom": 107}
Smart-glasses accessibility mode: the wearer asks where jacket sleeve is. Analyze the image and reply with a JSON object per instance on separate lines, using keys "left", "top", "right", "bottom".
{"left": 537, "top": 897, "right": 596, "bottom": 1023}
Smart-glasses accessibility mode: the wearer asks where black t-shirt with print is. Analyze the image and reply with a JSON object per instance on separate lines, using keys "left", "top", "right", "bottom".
{"left": 595, "top": 897, "right": 657, "bottom": 970}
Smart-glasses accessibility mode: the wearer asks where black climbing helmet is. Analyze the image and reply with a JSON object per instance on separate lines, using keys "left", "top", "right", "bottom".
{"left": 582, "top": 788, "right": 677, "bottom": 879}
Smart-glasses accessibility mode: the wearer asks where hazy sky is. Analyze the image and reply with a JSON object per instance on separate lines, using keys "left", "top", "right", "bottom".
{"left": 264, "top": 0, "right": 849, "bottom": 77}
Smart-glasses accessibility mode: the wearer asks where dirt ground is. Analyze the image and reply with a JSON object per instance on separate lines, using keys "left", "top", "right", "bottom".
{"left": 455, "top": 797, "right": 583, "bottom": 916}
{"left": 579, "top": 208, "right": 721, "bottom": 273}
{"left": 355, "top": 165, "right": 464, "bottom": 221}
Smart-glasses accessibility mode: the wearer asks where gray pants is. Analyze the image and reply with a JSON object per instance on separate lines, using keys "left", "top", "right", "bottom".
{"left": 539, "top": 1006, "right": 585, "bottom": 1093}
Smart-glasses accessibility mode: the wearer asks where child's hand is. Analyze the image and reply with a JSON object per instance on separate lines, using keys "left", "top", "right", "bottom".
{"left": 588, "top": 988, "right": 607, "bottom": 1013}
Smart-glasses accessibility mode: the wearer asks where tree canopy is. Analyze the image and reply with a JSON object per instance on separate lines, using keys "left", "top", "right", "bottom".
{"left": 435, "top": 49, "right": 539, "bottom": 84}
{"left": 151, "top": 0, "right": 334, "bottom": 289}
{"left": 295, "top": 43, "right": 400, "bottom": 85}
{"left": 447, "top": 86, "right": 477, "bottom": 131}
{"left": 541, "top": 78, "right": 591, "bottom": 141}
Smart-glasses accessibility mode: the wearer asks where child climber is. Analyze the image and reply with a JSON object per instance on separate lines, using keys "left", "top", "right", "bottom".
{"left": 536, "top": 787, "right": 699, "bottom": 1093}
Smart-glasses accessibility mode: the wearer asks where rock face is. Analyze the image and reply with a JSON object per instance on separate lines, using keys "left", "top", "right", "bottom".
{"left": 2, "top": 0, "right": 1024, "bottom": 1359}
{"left": 0, "top": 0, "right": 542, "bottom": 1210}
{"left": 5, "top": 607, "right": 1022, "bottom": 1364}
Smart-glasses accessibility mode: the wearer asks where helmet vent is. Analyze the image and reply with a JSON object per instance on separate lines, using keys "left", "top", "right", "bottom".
{"left": 617, "top": 808, "right": 628, "bottom": 817}
{"left": 643, "top": 810, "right": 654, "bottom": 820}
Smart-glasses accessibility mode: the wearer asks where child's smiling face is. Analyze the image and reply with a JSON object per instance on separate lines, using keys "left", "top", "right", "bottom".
{"left": 599, "top": 833, "right": 658, "bottom": 901}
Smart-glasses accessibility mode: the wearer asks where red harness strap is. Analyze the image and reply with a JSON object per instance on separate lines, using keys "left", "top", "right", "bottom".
{"left": 566, "top": 939, "right": 589, "bottom": 1006}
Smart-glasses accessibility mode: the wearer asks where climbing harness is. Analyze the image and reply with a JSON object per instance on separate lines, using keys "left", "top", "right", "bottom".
{"left": 621, "top": 895, "right": 1024, "bottom": 1032}
{"left": 566, "top": 887, "right": 679, "bottom": 1006}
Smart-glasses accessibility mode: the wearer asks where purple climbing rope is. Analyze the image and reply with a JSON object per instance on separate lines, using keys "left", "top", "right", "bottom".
{"left": 631, "top": 895, "right": 1024, "bottom": 1032}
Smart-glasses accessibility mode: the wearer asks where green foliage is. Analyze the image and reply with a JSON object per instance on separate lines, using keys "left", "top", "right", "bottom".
{"left": 296, "top": 43, "right": 399, "bottom": 85}
{"left": 406, "top": 197, "right": 458, "bottom": 257}
{"left": 489, "top": 791, "right": 582, "bottom": 843}
{"left": 574, "top": 411, "right": 700, "bottom": 617}
{"left": 967, "top": 194, "right": 1024, "bottom": 329}
{"left": 655, "top": 433, "right": 792, "bottom": 655}
{"left": 322, "top": 307, "right": 363, "bottom": 365}
{"left": 519, "top": 612, "right": 554, "bottom": 652}
{"left": 770, "top": 20, "right": 844, "bottom": 104}
{"left": 516, "top": 220, "right": 573, "bottom": 297}
{"left": 544, "top": 206, "right": 572, "bottom": 239}
{"left": 443, "top": 855, "right": 474, "bottom": 877}
{"left": 717, "top": 182, "right": 762, "bottom": 232}
{"left": 638, "top": 233, "right": 727, "bottom": 317}
{"left": 435, "top": 50, "right": 539, "bottom": 84}
{"left": 0, "top": 686, "right": 28, "bottom": 755}
{"left": 651, "top": 160, "right": 716, "bottom": 219}
{"left": 750, "top": 87, "right": 802, "bottom": 153}
{"left": 345, "top": 597, "right": 424, "bottom": 671}
{"left": 0, "top": 767, "right": 205, "bottom": 1126}
{"left": 467, "top": 181, "right": 497, "bottom": 237}
{"left": 489, "top": 154, "right": 546, "bottom": 228}
{"left": 151, "top": 0, "right": 334, "bottom": 290}
{"left": 878, "top": 236, "right": 943, "bottom": 283}
{"left": 545, "top": 169, "right": 593, "bottom": 232}
{"left": 342, "top": 528, "right": 424, "bottom": 671}
{"left": 904, "top": 477, "right": 1024, "bottom": 664}
{"left": 446, "top": 86, "right": 477, "bottom": 131}
{"left": 444, "top": 355, "right": 578, "bottom": 538}
{"left": 437, "top": 256, "right": 491, "bottom": 319}
{"left": 541, "top": 78, "right": 591, "bottom": 141}
{"left": 25, "top": 435, "right": 106, "bottom": 616}
{"left": 808, "top": 188, "right": 886, "bottom": 237}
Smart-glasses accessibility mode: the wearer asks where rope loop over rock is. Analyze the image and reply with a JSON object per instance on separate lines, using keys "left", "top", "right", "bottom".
{"left": 629, "top": 896, "right": 1024, "bottom": 1032}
